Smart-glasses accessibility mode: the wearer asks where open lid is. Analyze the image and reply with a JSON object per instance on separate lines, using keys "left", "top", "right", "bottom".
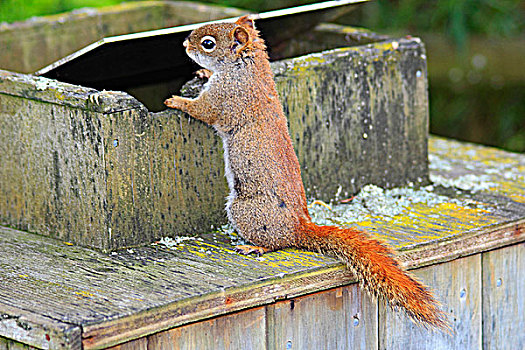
{"left": 35, "top": 0, "right": 368, "bottom": 90}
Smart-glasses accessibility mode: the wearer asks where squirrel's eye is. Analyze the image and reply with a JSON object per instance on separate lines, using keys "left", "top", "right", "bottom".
{"left": 200, "top": 36, "right": 216, "bottom": 52}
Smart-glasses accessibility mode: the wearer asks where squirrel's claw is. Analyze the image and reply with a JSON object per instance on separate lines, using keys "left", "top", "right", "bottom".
{"left": 164, "top": 95, "right": 185, "bottom": 109}
{"left": 195, "top": 69, "right": 213, "bottom": 79}
{"left": 235, "top": 245, "right": 271, "bottom": 256}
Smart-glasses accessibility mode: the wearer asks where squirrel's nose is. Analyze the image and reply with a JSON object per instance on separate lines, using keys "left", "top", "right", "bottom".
{"left": 183, "top": 39, "right": 189, "bottom": 48}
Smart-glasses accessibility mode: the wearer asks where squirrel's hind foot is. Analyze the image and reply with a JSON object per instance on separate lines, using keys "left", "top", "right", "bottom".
{"left": 235, "top": 245, "right": 271, "bottom": 256}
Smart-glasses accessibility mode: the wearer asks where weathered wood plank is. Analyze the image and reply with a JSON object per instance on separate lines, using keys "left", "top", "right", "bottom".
{"left": 273, "top": 35, "right": 430, "bottom": 198}
{"left": 0, "top": 216, "right": 521, "bottom": 349}
{"left": 0, "top": 224, "right": 350, "bottom": 349}
{"left": 0, "top": 304, "right": 81, "bottom": 350}
{"left": 105, "top": 337, "right": 147, "bottom": 350}
{"left": 0, "top": 337, "right": 37, "bottom": 350}
{"left": 0, "top": 70, "right": 142, "bottom": 113}
{"left": 100, "top": 108, "right": 228, "bottom": 248}
{"left": 482, "top": 243, "right": 525, "bottom": 350}
{"left": 0, "top": 92, "right": 109, "bottom": 246}
{"left": 429, "top": 136, "right": 525, "bottom": 204}
{"left": 267, "top": 285, "right": 377, "bottom": 350}
{"left": 400, "top": 219, "right": 525, "bottom": 269}
{"left": 145, "top": 307, "right": 266, "bottom": 350}
{"left": 0, "top": 73, "right": 229, "bottom": 250}
{"left": 379, "top": 254, "right": 482, "bottom": 350}
{"left": 80, "top": 267, "right": 356, "bottom": 349}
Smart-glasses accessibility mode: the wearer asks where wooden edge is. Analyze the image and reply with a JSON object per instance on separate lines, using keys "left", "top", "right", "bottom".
{"left": 82, "top": 267, "right": 354, "bottom": 349}
{"left": 0, "top": 69, "right": 144, "bottom": 114}
{"left": 272, "top": 35, "right": 422, "bottom": 78}
{"left": 0, "top": 304, "right": 81, "bottom": 350}
{"left": 82, "top": 218, "right": 524, "bottom": 349}
{"left": 400, "top": 218, "right": 525, "bottom": 269}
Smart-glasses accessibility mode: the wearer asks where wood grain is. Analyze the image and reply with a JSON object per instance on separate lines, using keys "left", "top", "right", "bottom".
{"left": 429, "top": 136, "right": 525, "bottom": 204}
{"left": 267, "top": 284, "right": 377, "bottom": 350}
{"left": 0, "top": 304, "right": 80, "bottom": 350}
{"left": 0, "top": 337, "right": 37, "bottom": 350}
{"left": 482, "top": 243, "right": 525, "bottom": 350}
{"left": 147, "top": 307, "right": 266, "bottom": 350}
{"left": 106, "top": 337, "right": 147, "bottom": 350}
{"left": 274, "top": 35, "right": 429, "bottom": 199}
{"left": 400, "top": 219, "right": 525, "bottom": 269}
{"left": 105, "top": 307, "right": 267, "bottom": 350}
{"left": 379, "top": 254, "right": 482, "bottom": 350}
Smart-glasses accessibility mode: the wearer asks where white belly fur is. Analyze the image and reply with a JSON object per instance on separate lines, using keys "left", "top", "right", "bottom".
{"left": 214, "top": 128, "right": 237, "bottom": 229}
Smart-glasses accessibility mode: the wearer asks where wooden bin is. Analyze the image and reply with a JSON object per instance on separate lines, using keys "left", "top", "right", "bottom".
{"left": 0, "top": 137, "right": 523, "bottom": 349}
{"left": 0, "top": 4, "right": 524, "bottom": 350}
{"left": 0, "top": 1, "right": 429, "bottom": 250}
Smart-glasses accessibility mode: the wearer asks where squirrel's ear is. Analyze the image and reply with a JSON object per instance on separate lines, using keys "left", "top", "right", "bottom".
{"left": 235, "top": 15, "right": 255, "bottom": 30}
{"left": 231, "top": 15, "right": 255, "bottom": 55}
{"left": 232, "top": 26, "right": 250, "bottom": 47}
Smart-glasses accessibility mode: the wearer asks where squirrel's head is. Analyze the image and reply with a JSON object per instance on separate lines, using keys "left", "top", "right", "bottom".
{"left": 183, "top": 15, "right": 267, "bottom": 72}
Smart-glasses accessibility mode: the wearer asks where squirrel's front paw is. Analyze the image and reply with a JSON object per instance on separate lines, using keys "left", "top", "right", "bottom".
{"left": 195, "top": 69, "right": 213, "bottom": 79}
{"left": 164, "top": 95, "right": 186, "bottom": 110}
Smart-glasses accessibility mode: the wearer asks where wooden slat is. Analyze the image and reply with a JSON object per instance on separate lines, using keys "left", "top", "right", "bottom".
{"left": 0, "top": 70, "right": 141, "bottom": 113}
{"left": 267, "top": 284, "right": 377, "bottom": 349}
{"left": 0, "top": 337, "right": 37, "bottom": 350}
{"left": 400, "top": 219, "right": 525, "bottom": 269}
{"left": 106, "top": 337, "right": 147, "bottom": 350}
{"left": 81, "top": 267, "right": 355, "bottom": 349}
{"left": 482, "top": 243, "right": 525, "bottom": 349}
{"left": 429, "top": 136, "right": 525, "bottom": 204}
{"left": 0, "top": 304, "right": 81, "bottom": 350}
{"left": 146, "top": 307, "right": 266, "bottom": 350}
{"left": 273, "top": 35, "right": 430, "bottom": 199}
{"left": 379, "top": 254, "right": 482, "bottom": 349}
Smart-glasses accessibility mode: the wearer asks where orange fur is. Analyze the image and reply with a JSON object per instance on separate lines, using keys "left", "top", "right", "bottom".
{"left": 298, "top": 219, "right": 449, "bottom": 329}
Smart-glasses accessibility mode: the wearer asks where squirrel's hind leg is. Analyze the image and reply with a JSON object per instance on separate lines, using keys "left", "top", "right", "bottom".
{"left": 229, "top": 195, "right": 297, "bottom": 252}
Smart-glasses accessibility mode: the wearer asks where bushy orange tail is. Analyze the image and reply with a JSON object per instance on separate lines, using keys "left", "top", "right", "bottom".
{"left": 297, "top": 220, "right": 449, "bottom": 330}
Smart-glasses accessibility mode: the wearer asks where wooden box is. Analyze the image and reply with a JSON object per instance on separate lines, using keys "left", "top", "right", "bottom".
{"left": 0, "top": 2, "right": 429, "bottom": 250}
{"left": 0, "top": 137, "right": 523, "bottom": 349}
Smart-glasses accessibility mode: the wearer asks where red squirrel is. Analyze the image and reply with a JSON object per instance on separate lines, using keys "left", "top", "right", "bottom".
{"left": 165, "top": 15, "right": 448, "bottom": 330}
